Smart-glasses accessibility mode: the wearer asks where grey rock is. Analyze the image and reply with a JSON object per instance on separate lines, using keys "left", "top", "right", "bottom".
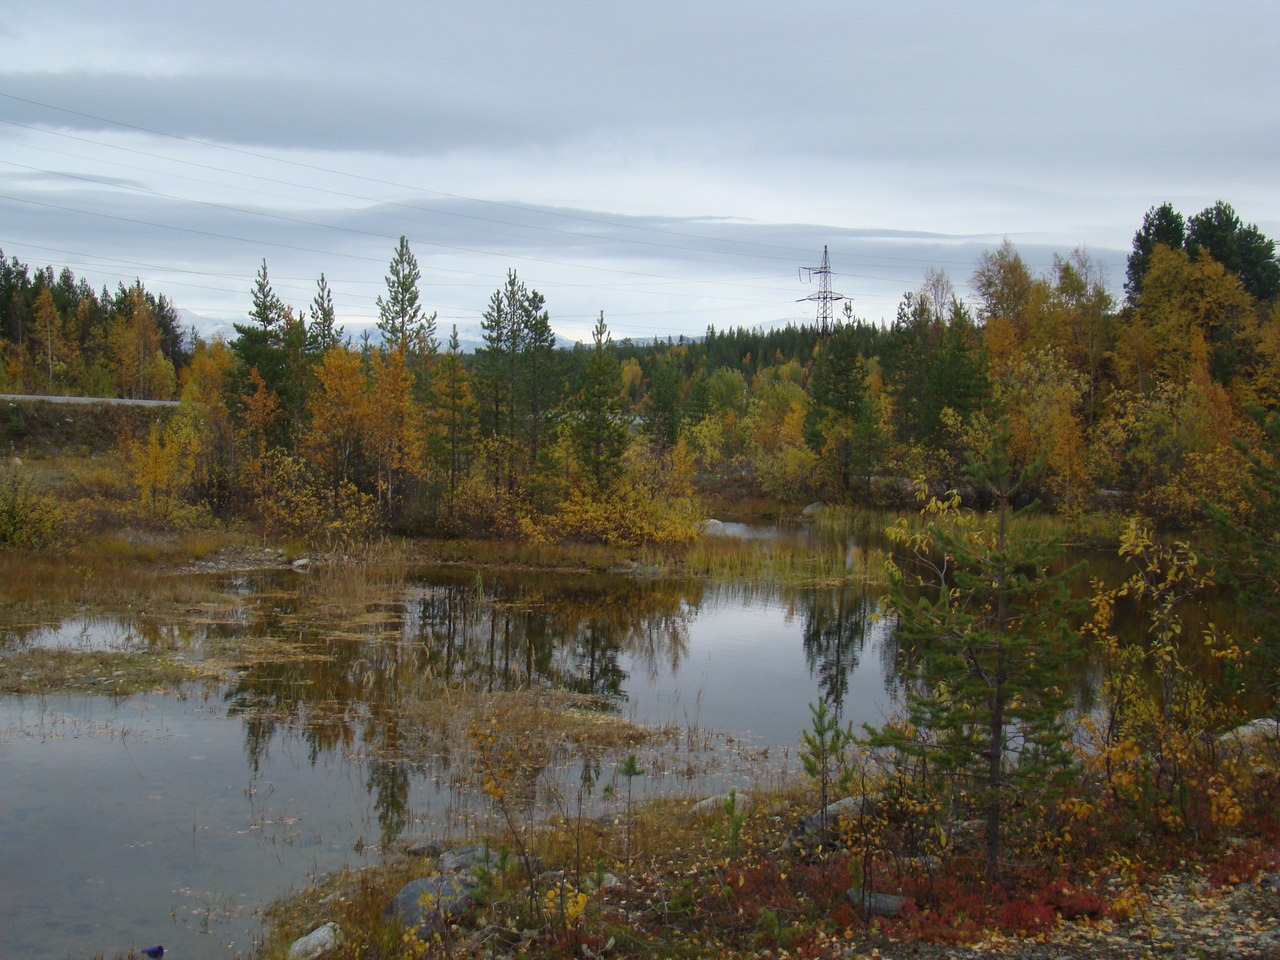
{"left": 1260, "top": 873, "right": 1280, "bottom": 891}
{"left": 801, "top": 501, "right": 826, "bottom": 517}
{"left": 387, "top": 875, "right": 477, "bottom": 933}
{"left": 401, "top": 835, "right": 444, "bottom": 858}
{"left": 688, "top": 790, "right": 752, "bottom": 818}
{"left": 792, "top": 794, "right": 879, "bottom": 846}
{"left": 437, "top": 843, "right": 503, "bottom": 875}
{"left": 588, "top": 872, "right": 621, "bottom": 890}
{"left": 288, "top": 921, "right": 342, "bottom": 960}
{"left": 846, "top": 887, "right": 907, "bottom": 917}
{"left": 1219, "top": 717, "right": 1280, "bottom": 753}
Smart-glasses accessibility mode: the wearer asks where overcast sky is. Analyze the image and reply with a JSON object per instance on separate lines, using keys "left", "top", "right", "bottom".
{"left": 2, "top": 1, "right": 1277, "bottom": 344}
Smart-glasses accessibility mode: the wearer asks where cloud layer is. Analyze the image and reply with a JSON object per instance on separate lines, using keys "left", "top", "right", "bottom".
{"left": 1, "top": 1, "right": 1275, "bottom": 341}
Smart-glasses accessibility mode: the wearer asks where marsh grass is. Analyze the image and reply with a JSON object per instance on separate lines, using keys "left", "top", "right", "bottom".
{"left": 664, "top": 534, "right": 887, "bottom": 586}
{"left": 400, "top": 688, "right": 658, "bottom": 758}
{"left": 0, "top": 529, "right": 248, "bottom": 612}
{"left": 811, "top": 502, "right": 1125, "bottom": 550}
{"left": 423, "top": 538, "right": 625, "bottom": 572}
{"left": 0, "top": 649, "right": 208, "bottom": 695}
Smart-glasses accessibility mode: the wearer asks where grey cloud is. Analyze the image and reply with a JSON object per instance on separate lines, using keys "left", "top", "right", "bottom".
{"left": 0, "top": 168, "right": 148, "bottom": 190}
{"left": 0, "top": 73, "right": 562, "bottom": 154}
{"left": 0, "top": 178, "right": 1127, "bottom": 337}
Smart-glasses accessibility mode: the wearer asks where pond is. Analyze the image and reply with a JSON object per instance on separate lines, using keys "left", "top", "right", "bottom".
{"left": 0, "top": 527, "right": 1255, "bottom": 959}
{"left": 0, "top": 558, "right": 903, "bottom": 959}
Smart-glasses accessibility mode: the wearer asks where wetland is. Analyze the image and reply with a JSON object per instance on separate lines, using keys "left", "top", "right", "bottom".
{"left": 0, "top": 529, "right": 900, "bottom": 959}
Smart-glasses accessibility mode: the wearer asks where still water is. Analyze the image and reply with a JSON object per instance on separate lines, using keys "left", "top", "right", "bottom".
{"left": 0, "top": 559, "right": 901, "bottom": 959}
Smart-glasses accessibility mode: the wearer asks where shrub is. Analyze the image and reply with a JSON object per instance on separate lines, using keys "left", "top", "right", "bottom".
{"left": 0, "top": 470, "right": 65, "bottom": 549}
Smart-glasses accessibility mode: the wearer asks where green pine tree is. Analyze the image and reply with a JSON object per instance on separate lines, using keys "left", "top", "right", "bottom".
{"left": 868, "top": 429, "right": 1083, "bottom": 883}
{"left": 569, "top": 312, "right": 629, "bottom": 492}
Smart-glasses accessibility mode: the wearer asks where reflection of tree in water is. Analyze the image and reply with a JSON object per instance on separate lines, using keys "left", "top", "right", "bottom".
{"left": 366, "top": 754, "right": 410, "bottom": 846}
{"left": 800, "top": 585, "right": 875, "bottom": 719}
{"left": 218, "top": 567, "right": 701, "bottom": 842}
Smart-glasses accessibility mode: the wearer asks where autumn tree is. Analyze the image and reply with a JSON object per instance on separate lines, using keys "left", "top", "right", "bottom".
{"left": 1127, "top": 200, "right": 1279, "bottom": 304}
{"left": 367, "top": 346, "right": 426, "bottom": 521}
{"left": 1114, "top": 245, "right": 1257, "bottom": 393}
{"left": 1126, "top": 202, "right": 1186, "bottom": 304}
{"left": 748, "top": 371, "right": 817, "bottom": 502}
{"left": 108, "top": 284, "right": 176, "bottom": 400}
{"left": 303, "top": 346, "right": 374, "bottom": 495}
{"left": 972, "top": 239, "right": 1049, "bottom": 377}
{"left": 1040, "top": 249, "right": 1115, "bottom": 419}
{"left": 29, "top": 288, "right": 76, "bottom": 393}
{"left": 982, "top": 347, "right": 1090, "bottom": 512}
{"left": 179, "top": 337, "right": 240, "bottom": 514}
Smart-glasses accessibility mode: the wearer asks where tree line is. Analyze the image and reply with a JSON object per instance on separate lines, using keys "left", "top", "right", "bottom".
{"left": 4, "top": 198, "right": 1279, "bottom": 544}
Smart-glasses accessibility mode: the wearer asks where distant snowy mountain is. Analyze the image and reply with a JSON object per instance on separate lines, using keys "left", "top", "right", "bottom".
{"left": 176, "top": 308, "right": 237, "bottom": 342}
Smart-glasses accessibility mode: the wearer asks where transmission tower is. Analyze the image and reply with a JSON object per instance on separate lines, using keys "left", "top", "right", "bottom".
{"left": 798, "top": 245, "right": 845, "bottom": 337}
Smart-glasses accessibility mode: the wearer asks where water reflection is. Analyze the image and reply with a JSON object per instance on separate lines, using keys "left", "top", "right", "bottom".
{"left": 801, "top": 588, "right": 876, "bottom": 719}
{"left": 1, "top": 563, "right": 900, "bottom": 959}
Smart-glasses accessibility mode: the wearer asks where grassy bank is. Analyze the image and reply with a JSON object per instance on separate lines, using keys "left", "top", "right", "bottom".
{"left": 252, "top": 740, "right": 1280, "bottom": 960}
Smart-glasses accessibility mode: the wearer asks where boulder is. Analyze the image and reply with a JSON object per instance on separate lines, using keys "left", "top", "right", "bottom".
{"left": 792, "top": 794, "right": 879, "bottom": 844}
{"left": 588, "top": 872, "right": 621, "bottom": 891}
{"left": 1217, "top": 717, "right": 1280, "bottom": 757}
{"left": 387, "top": 875, "right": 477, "bottom": 934}
{"left": 846, "top": 887, "right": 907, "bottom": 917}
{"left": 288, "top": 921, "right": 342, "bottom": 960}
{"left": 688, "top": 790, "right": 752, "bottom": 818}
{"left": 437, "top": 843, "right": 503, "bottom": 875}
{"left": 400, "top": 835, "right": 444, "bottom": 858}
{"left": 801, "top": 501, "right": 826, "bottom": 518}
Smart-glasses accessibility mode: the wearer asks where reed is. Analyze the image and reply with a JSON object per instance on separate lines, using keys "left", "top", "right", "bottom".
{"left": 422, "top": 537, "right": 625, "bottom": 572}
{"left": 659, "top": 534, "right": 887, "bottom": 586}
{"left": 809, "top": 502, "right": 1126, "bottom": 550}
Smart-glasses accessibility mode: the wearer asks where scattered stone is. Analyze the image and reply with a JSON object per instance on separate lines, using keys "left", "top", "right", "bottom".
{"left": 288, "top": 921, "right": 342, "bottom": 960}
{"left": 845, "top": 887, "right": 907, "bottom": 917}
{"left": 387, "top": 875, "right": 477, "bottom": 934}
{"left": 291, "top": 556, "right": 311, "bottom": 570}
